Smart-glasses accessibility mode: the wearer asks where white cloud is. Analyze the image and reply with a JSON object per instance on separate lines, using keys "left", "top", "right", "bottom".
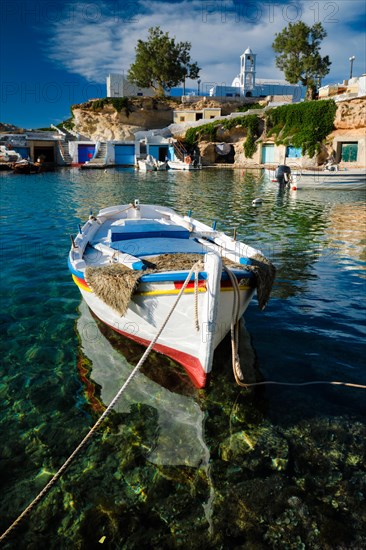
{"left": 45, "top": 0, "right": 366, "bottom": 89}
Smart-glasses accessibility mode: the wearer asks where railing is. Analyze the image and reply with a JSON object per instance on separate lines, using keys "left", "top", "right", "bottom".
{"left": 173, "top": 138, "right": 188, "bottom": 161}
{"left": 50, "top": 124, "right": 66, "bottom": 136}
{"left": 57, "top": 140, "right": 72, "bottom": 164}
{"left": 62, "top": 125, "right": 79, "bottom": 139}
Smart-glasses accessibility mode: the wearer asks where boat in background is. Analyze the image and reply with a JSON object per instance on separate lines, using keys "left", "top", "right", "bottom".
{"left": 138, "top": 154, "right": 167, "bottom": 172}
{"left": 0, "top": 145, "right": 22, "bottom": 163}
{"left": 68, "top": 200, "right": 275, "bottom": 388}
{"left": 168, "top": 156, "right": 201, "bottom": 171}
{"left": 12, "top": 159, "right": 42, "bottom": 174}
{"left": 265, "top": 165, "right": 366, "bottom": 191}
{"left": 292, "top": 168, "right": 366, "bottom": 190}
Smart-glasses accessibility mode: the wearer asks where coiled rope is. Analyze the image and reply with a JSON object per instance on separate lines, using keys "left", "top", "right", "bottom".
{"left": 0, "top": 261, "right": 201, "bottom": 543}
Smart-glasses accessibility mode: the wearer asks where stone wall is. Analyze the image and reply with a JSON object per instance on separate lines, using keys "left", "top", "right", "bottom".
{"left": 334, "top": 98, "right": 366, "bottom": 129}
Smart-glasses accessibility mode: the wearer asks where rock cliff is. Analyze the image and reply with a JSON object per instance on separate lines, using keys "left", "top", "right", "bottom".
{"left": 71, "top": 97, "right": 178, "bottom": 141}
{"left": 70, "top": 97, "right": 258, "bottom": 141}
{"left": 70, "top": 96, "right": 365, "bottom": 167}
{"left": 334, "top": 98, "right": 366, "bottom": 129}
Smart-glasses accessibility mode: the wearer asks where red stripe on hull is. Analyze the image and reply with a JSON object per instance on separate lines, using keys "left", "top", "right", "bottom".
{"left": 174, "top": 280, "right": 206, "bottom": 289}
{"left": 74, "top": 274, "right": 89, "bottom": 289}
{"left": 95, "top": 315, "right": 207, "bottom": 388}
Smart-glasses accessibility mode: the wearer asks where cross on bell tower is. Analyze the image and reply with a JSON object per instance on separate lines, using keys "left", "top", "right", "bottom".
{"left": 240, "top": 47, "right": 256, "bottom": 96}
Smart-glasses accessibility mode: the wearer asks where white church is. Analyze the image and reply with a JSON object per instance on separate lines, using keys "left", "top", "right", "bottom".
{"left": 209, "top": 47, "right": 304, "bottom": 102}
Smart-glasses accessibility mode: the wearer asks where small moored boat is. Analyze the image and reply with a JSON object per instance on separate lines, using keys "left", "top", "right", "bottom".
{"left": 168, "top": 156, "right": 201, "bottom": 171}
{"left": 12, "top": 159, "right": 42, "bottom": 174}
{"left": 138, "top": 155, "right": 167, "bottom": 172}
{"left": 292, "top": 168, "right": 366, "bottom": 190}
{"left": 267, "top": 165, "right": 366, "bottom": 190}
{"left": 0, "top": 145, "right": 22, "bottom": 163}
{"left": 68, "top": 201, "right": 275, "bottom": 388}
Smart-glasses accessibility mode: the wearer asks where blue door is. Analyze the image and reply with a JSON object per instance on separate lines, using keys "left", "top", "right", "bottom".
{"left": 78, "top": 145, "right": 95, "bottom": 163}
{"left": 148, "top": 145, "right": 169, "bottom": 162}
{"left": 13, "top": 147, "right": 30, "bottom": 159}
{"left": 261, "top": 144, "right": 275, "bottom": 163}
{"left": 114, "top": 145, "right": 135, "bottom": 165}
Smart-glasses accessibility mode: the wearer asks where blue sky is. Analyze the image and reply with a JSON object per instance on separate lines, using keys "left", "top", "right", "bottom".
{"left": 1, "top": 0, "right": 365, "bottom": 128}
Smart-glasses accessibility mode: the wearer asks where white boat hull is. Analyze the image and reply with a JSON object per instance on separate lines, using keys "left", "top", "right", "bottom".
{"left": 138, "top": 159, "right": 155, "bottom": 171}
{"left": 168, "top": 160, "right": 200, "bottom": 171}
{"left": 69, "top": 202, "right": 270, "bottom": 387}
{"left": 138, "top": 156, "right": 167, "bottom": 172}
{"left": 292, "top": 169, "right": 366, "bottom": 190}
{"left": 265, "top": 168, "right": 366, "bottom": 190}
{"left": 78, "top": 281, "right": 254, "bottom": 388}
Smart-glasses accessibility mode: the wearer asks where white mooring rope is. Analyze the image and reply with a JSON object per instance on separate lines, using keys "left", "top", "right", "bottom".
{"left": 0, "top": 261, "right": 201, "bottom": 543}
{"left": 223, "top": 267, "right": 366, "bottom": 392}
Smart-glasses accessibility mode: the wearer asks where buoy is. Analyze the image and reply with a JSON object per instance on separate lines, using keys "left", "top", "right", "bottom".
{"left": 252, "top": 198, "right": 262, "bottom": 206}
{"left": 291, "top": 186, "right": 297, "bottom": 191}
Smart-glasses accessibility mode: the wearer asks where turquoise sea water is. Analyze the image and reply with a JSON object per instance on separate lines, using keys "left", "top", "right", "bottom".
{"left": 0, "top": 167, "right": 365, "bottom": 549}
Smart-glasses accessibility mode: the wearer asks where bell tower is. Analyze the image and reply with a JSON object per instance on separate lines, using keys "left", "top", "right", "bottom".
{"left": 240, "top": 47, "right": 256, "bottom": 96}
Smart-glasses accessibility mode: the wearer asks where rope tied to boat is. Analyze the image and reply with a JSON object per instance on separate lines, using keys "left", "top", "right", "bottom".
{"left": 223, "top": 265, "right": 246, "bottom": 385}
{"left": 194, "top": 262, "right": 201, "bottom": 332}
{"left": 0, "top": 260, "right": 202, "bottom": 544}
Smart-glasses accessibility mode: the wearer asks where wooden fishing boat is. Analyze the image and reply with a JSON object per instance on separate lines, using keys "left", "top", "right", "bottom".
{"left": 12, "top": 159, "right": 42, "bottom": 174}
{"left": 68, "top": 200, "right": 275, "bottom": 388}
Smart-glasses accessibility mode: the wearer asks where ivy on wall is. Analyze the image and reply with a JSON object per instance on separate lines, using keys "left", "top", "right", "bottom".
{"left": 265, "top": 99, "right": 337, "bottom": 157}
{"left": 185, "top": 114, "right": 261, "bottom": 158}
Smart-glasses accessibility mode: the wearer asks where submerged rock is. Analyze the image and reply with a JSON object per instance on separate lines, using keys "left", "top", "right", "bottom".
{"left": 220, "top": 424, "right": 289, "bottom": 473}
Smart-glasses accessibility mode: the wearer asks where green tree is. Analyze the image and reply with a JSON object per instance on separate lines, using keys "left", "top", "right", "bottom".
{"left": 272, "top": 22, "right": 331, "bottom": 100}
{"left": 128, "top": 27, "right": 200, "bottom": 96}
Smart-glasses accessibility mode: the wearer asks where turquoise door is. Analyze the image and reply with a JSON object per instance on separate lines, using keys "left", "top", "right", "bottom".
{"left": 341, "top": 143, "right": 358, "bottom": 162}
{"left": 114, "top": 145, "right": 135, "bottom": 165}
{"left": 261, "top": 144, "right": 275, "bottom": 163}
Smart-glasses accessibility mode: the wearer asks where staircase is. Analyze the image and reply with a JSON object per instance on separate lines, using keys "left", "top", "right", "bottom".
{"left": 57, "top": 140, "right": 73, "bottom": 165}
{"left": 86, "top": 142, "right": 108, "bottom": 167}
{"left": 51, "top": 124, "right": 76, "bottom": 165}
{"left": 173, "top": 138, "right": 188, "bottom": 161}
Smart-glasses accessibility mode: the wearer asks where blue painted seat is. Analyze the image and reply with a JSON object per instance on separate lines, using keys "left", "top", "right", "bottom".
{"left": 110, "top": 221, "right": 189, "bottom": 242}
{"left": 110, "top": 237, "right": 207, "bottom": 257}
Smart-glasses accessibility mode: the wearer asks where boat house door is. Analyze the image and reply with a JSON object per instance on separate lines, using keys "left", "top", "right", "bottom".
{"left": 341, "top": 143, "right": 358, "bottom": 162}
{"left": 261, "top": 144, "right": 275, "bottom": 164}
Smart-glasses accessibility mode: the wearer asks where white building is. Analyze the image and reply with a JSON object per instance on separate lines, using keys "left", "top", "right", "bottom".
{"left": 210, "top": 47, "right": 304, "bottom": 102}
{"left": 106, "top": 74, "right": 154, "bottom": 98}
{"left": 318, "top": 74, "right": 366, "bottom": 100}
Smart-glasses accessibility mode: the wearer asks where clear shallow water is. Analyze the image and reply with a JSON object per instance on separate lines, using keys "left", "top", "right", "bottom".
{"left": 0, "top": 167, "right": 365, "bottom": 549}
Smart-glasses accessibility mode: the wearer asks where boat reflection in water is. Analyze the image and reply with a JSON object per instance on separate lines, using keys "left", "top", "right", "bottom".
{"left": 76, "top": 297, "right": 259, "bottom": 532}
{"left": 76, "top": 299, "right": 209, "bottom": 468}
